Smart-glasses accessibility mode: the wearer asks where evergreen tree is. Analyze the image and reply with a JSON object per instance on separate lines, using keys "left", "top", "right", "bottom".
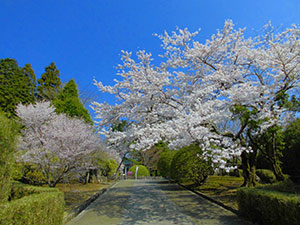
{"left": 0, "top": 58, "right": 36, "bottom": 117}
{"left": 53, "top": 79, "right": 93, "bottom": 124}
{"left": 37, "top": 62, "right": 62, "bottom": 101}
{"left": 22, "top": 63, "right": 36, "bottom": 99}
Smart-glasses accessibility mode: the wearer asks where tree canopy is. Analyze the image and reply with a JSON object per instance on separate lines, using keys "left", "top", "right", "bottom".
{"left": 0, "top": 59, "right": 36, "bottom": 116}
{"left": 37, "top": 62, "right": 62, "bottom": 101}
{"left": 53, "top": 79, "right": 93, "bottom": 124}
{"left": 92, "top": 21, "right": 300, "bottom": 186}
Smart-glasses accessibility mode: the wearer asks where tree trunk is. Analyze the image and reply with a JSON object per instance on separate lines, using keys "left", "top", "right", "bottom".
{"left": 241, "top": 151, "right": 257, "bottom": 187}
{"left": 85, "top": 171, "right": 90, "bottom": 184}
{"left": 271, "top": 160, "right": 285, "bottom": 181}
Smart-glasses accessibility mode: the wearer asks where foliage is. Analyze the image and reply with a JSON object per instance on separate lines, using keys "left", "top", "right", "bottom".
{"left": 0, "top": 112, "right": 18, "bottom": 203}
{"left": 12, "top": 163, "right": 46, "bottom": 186}
{"left": 0, "top": 183, "right": 64, "bottom": 225}
{"left": 283, "top": 118, "right": 300, "bottom": 182}
{"left": 255, "top": 179, "right": 295, "bottom": 193}
{"left": 53, "top": 79, "right": 92, "bottom": 124}
{"left": 130, "top": 141, "right": 169, "bottom": 175}
{"left": 170, "top": 144, "right": 213, "bottom": 185}
{"left": 97, "top": 158, "right": 118, "bottom": 178}
{"left": 237, "top": 187, "right": 300, "bottom": 225}
{"left": 157, "top": 147, "right": 176, "bottom": 178}
{"left": 256, "top": 169, "right": 276, "bottom": 184}
{"left": 92, "top": 21, "right": 300, "bottom": 187}
{"left": 0, "top": 58, "right": 36, "bottom": 116}
{"left": 16, "top": 102, "right": 99, "bottom": 187}
{"left": 37, "top": 62, "right": 62, "bottom": 101}
{"left": 252, "top": 125, "right": 285, "bottom": 181}
{"left": 128, "top": 165, "right": 149, "bottom": 177}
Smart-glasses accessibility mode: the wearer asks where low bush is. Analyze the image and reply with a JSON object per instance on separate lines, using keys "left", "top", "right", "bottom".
{"left": 129, "top": 165, "right": 150, "bottom": 177}
{"left": 9, "top": 182, "right": 60, "bottom": 200}
{"left": 256, "top": 169, "right": 276, "bottom": 184}
{"left": 170, "top": 143, "right": 213, "bottom": 185}
{"left": 237, "top": 186, "right": 300, "bottom": 225}
{"left": 256, "top": 179, "right": 295, "bottom": 193}
{"left": 0, "top": 183, "right": 64, "bottom": 225}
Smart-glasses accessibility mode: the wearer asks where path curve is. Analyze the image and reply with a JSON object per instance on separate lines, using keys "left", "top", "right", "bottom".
{"left": 67, "top": 179, "right": 253, "bottom": 225}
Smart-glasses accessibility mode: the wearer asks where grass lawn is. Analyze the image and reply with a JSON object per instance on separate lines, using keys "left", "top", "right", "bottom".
{"left": 55, "top": 182, "right": 114, "bottom": 213}
{"left": 184, "top": 176, "right": 244, "bottom": 210}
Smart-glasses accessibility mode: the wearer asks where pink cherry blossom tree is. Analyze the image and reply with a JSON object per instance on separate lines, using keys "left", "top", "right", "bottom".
{"left": 16, "top": 102, "right": 99, "bottom": 187}
{"left": 92, "top": 21, "right": 300, "bottom": 186}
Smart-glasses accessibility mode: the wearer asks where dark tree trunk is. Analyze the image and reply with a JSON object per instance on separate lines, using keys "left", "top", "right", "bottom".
{"left": 271, "top": 160, "right": 285, "bottom": 181}
{"left": 241, "top": 150, "right": 257, "bottom": 187}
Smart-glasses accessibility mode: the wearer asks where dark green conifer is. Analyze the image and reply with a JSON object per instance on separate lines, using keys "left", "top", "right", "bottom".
{"left": 0, "top": 58, "right": 36, "bottom": 117}
{"left": 53, "top": 79, "right": 93, "bottom": 124}
{"left": 37, "top": 62, "right": 62, "bottom": 101}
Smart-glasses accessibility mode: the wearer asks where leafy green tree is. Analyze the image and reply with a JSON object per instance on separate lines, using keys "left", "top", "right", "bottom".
{"left": 95, "top": 152, "right": 118, "bottom": 177}
{"left": 157, "top": 147, "right": 176, "bottom": 178}
{"left": 170, "top": 143, "right": 213, "bottom": 186}
{"left": 0, "top": 58, "right": 36, "bottom": 116}
{"left": 283, "top": 119, "right": 300, "bottom": 181}
{"left": 37, "top": 62, "right": 62, "bottom": 101}
{"left": 53, "top": 79, "right": 92, "bottom": 124}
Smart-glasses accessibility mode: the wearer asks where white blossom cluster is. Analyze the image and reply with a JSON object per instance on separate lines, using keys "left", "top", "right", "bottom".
{"left": 92, "top": 21, "right": 300, "bottom": 169}
{"left": 16, "top": 102, "right": 100, "bottom": 185}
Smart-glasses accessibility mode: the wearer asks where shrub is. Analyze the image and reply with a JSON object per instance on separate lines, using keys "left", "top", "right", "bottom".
{"left": 12, "top": 163, "right": 46, "bottom": 185}
{"left": 0, "top": 112, "right": 18, "bottom": 203}
{"left": 256, "top": 179, "right": 295, "bottom": 193}
{"left": 0, "top": 183, "right": 64, "bottom": 225}
{"left": 283, "top": 119, "right": 300, "bottom": 182}
{"left": 256, "top": 169, "right": 276, "bottom": 184}
{"left": 157, "top": 149, "right": 176, "bottom": 178}
{"left": 237, "top": 187, "right": 300, "bottom": 225}
{"left": 170, "top": 143, "right": 213, "bottom": 185}
{"left": 129, "top": 165, "right": 149, "bottom": 177}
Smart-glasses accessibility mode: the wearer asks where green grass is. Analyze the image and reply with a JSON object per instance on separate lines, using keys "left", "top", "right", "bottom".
{"left": 184, "top": 176, "right": 244, "bottom": 210}
{"left": 55, "top": 182, "right": 113, "bottom": 213}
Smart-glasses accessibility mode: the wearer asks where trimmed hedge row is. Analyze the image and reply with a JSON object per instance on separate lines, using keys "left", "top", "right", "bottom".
{"left": 237, "top": 186, "right": 300, "bottom": 225}
{"left": 9, "top": 182, "right": 60, "bottom": 200}
{"left": 256, "top": 169, "right": 276, "bottom": 184}
{"left": 0, "top": 183, "right": 64, "bottom": 225}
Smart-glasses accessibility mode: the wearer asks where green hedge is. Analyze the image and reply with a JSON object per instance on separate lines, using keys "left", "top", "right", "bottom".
{"left": 129, "top": 165, "right": 150, "bottom": 177}
{"left": 10, "top": 182, "right": 61, "bottom": 200}
{"left": 256, "top": 169, "right": 276, "bottom": 184}
{"left": 0, "top": 183, "right": 64, "bottom": 225}
{"left": 237, "top": 186, "right": 300, "bottom": 225}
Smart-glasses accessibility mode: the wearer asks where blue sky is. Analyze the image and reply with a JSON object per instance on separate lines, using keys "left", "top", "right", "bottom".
{"left": 1, "top": 0, "right": 300, "bottom": 117}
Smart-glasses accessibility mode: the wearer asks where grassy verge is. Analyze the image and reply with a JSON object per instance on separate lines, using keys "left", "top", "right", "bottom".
{"left": 184, "top": 175, "right": 244, "bottom": 210}
{"left": 55, "top": 182, "right": 114, "bottom": 213}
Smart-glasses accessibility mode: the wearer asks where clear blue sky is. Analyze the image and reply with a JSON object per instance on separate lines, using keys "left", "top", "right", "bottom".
{"left": 1, "top": 0, "right": 300, "bottom": 116}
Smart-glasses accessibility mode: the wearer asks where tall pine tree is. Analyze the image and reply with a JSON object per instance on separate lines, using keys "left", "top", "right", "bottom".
{"left": 53, "top": 79, "right": 93, "bottom": 124}
{"left": 0, "top": 58, "right": 36, "bottom": 117}
{"left": 37, "top": 62, "right": 62, "bottom": 101}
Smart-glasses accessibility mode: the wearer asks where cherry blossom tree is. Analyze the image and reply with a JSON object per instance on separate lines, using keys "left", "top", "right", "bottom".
{"left": 92, "top": 21, "right": 300, "bottom": 186}
{"left": 16, "top": 102, "right": 99, "bottom": 187}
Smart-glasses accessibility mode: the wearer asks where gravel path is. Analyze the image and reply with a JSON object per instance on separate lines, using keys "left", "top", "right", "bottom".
{"left": 67, "top": 179, "right": 253, "bottom": 225}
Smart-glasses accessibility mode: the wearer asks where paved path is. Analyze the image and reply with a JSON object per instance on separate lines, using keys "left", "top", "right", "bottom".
{"left": 67, "top": 179, "right": 253, "bottom": 225}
